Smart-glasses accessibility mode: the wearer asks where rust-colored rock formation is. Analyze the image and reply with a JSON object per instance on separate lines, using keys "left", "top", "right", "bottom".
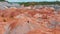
{"left": 0, "top": 7, "right": 59, "bottom": 34}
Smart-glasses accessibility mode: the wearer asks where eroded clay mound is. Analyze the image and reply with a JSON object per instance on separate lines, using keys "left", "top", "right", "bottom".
{"left": 0, "top": 7, "right": 60, "bottom": 34}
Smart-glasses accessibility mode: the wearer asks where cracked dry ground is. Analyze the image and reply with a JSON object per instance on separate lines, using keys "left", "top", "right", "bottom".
{"left": 0, "top": 7, "right": 60, "bottom": 34}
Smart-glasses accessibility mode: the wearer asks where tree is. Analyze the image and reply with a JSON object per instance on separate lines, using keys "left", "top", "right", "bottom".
{"left": 0, "top": 0, "right": 5, "bottom": 1}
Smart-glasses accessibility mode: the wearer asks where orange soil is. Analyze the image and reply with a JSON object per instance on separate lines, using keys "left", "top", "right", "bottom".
{"left": 0, "top": 7, "right": 59, "bottom": 34}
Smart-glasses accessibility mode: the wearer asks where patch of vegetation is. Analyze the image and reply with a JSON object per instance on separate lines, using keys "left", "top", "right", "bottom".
{"left": 13, "top": 1, "right": 60, "bottom": 6}
{"left": 7, "top": 1, "right": 60, "bottom": 6}
{"left": 20, "top": 2, "right": 56, "bottom": 5}
{"left": 0, "top": 0, "right": 5, "bottom": 1}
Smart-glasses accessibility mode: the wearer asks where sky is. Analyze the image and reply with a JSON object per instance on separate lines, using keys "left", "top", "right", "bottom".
{"left": 6, "top": 0, "right": 60, "bottom": 2}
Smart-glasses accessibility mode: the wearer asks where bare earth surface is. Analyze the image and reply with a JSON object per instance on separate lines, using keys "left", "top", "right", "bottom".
{"left": 0, "top": 7, "right": 60, "bottom": 34}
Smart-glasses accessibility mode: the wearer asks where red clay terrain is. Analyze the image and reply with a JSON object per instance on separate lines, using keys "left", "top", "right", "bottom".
{"left": 0, "top": 7, "right": 60, "bottom": 34}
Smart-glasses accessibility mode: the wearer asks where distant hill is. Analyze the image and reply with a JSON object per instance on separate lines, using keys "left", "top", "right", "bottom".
{"left": 0, "top": 1, "right": 60, "bottom": 6}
